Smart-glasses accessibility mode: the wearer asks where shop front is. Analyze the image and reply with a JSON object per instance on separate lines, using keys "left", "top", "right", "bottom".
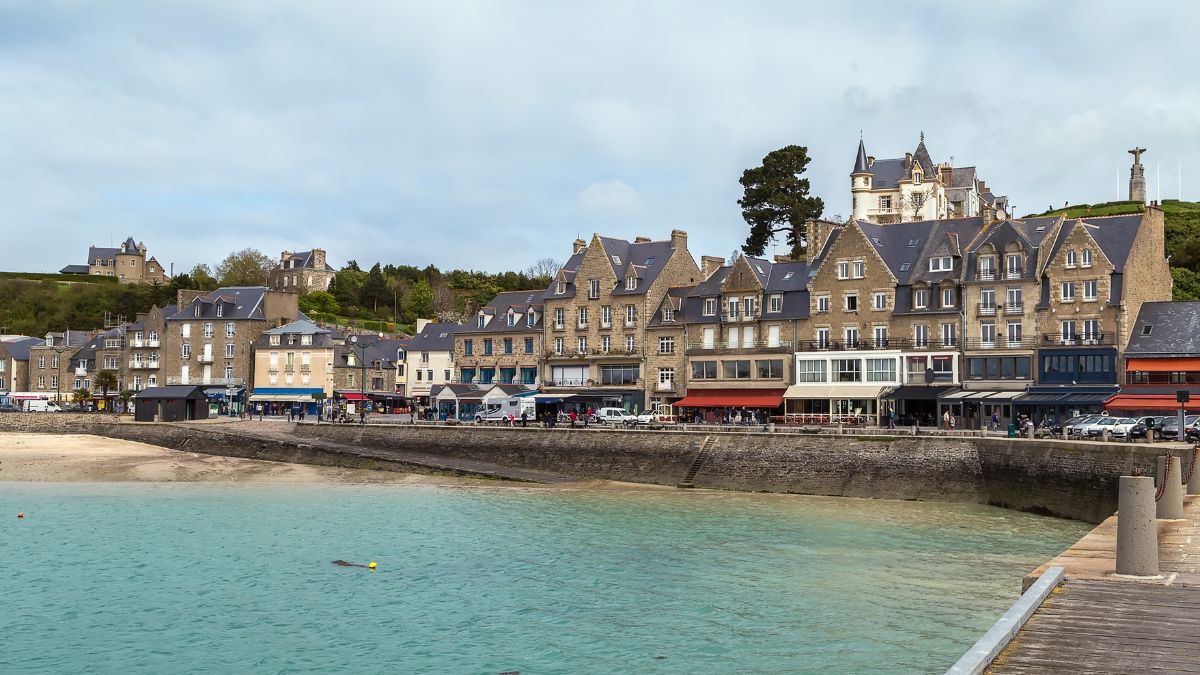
{"left": 1013, "top": 386, "right": 1118, "bottom": 425}
{"left": 782, "top": 384, "right": 889, "bottom": 426}
{"left": 673, "top": 388, "right": 785, "bottom": 425}
{"left": 250, "top": 388, "right": 323, "bottom": 416}
{"left": 937, "top": 388, "right": 1026, "bottom": 430}
{"left": 1105, "top": 385, "right": 1200, "bottom": 414}
{"left": 882, "top": 385, "right": 956, "bottom": 426}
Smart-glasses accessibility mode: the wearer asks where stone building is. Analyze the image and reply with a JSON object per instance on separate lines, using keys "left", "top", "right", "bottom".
{"left": 643, "top": 286, "right": 691, "bottom": 413}
{"left": 69, "top": 326, "right": 128, "bottom": 409}
{"left": 453, "top": 291, "right": 543, "bottom": 389}
{"left": 0, "top": 336, "right": 41, "bottom": 397}
{"left": 331, "top": 335, "right": 407, "bottom": 413}
{"left": 26, "top": 330, "right": 93, "bottom": 402}
{"left": 249, "top": 319, "right": 339, "bottom": 416}
{"left": 123, "top": 304, "right": 176, "bottom": 393}
{"left": 60, "top": 236, "right": 168, "bottom": 284}
{"left": 163, "top": 287, "right": 300, "bottom": 412}
{"left": 270, "top": 249, "right": 335, "bottom": 293}
{"left": 1106, "top": 301, "right": 1200, "bottom": 413}
{"left": 540, "top": 230, "right": 702, "bottom": 412}
{"left": 850, "top": 135, "right": 1007, "bottom": 224}
{"left": 396, "top": 320, "right": 463, "bottom": 406}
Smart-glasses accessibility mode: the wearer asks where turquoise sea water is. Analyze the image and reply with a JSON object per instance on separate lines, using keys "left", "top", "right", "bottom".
{"left": 1, "top": 482, "right": 1088, "bottom": 674}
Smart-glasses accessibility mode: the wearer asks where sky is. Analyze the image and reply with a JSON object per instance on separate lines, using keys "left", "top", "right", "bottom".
{"left": 2, "top": 0, "right": 1199, "bottom": 276}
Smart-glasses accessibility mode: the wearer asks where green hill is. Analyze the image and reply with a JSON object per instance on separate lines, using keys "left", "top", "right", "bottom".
{"left": 1028, "top": 199, "right": 1200, "bottom": 301}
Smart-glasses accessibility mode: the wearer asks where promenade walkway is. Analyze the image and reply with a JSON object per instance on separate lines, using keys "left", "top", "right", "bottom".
{"left": 988, "top": 495, "right": 1200, "bottom": 674}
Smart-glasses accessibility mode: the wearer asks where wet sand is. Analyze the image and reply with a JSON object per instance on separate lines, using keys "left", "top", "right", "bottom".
{"left": 0, "top": 432, "right": 668, "bottom": 491}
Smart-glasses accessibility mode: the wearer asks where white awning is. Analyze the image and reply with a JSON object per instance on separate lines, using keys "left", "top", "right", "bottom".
{"left": 783, "top": 384, "right": 888, "bottom": 399}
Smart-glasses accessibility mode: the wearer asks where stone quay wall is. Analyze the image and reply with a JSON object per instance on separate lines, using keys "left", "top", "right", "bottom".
{"left": 1, "top": 413, "right": 1189, "bottom": 522}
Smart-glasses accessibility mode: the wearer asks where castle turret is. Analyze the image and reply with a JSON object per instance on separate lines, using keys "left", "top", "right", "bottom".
{"left": 850, "top": 139, "right": 872, "bottom": 221}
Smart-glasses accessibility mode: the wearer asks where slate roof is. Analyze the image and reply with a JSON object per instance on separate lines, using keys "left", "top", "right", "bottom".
{"left": 127, "top": 305, "right": 177, "bottom": 330}
{"left": 59, "top": 264, "right": 91, "bottom": 275}
{"left": 647, "top": 286, "right": 692, "bottom": 328}
{"left": 948, "top": 166, "right": 978, "bottom": 190}
{"left": 284, "top": 250, "right": 335, "bottom": 272}
{"left": 87, "top": 245, "right": 121, "bottom": 262}
{"left": 682, "top": 254, "right": 813, "bottom": 323}
{"left": 1125, "top": 302, "right": 1200, "bottom": 357}
{"left": 461, "top": 291, "right": 544, "bottom": 335}
{"left": 852, "top": 139, "right": 869, "bottom": 173}
{"left": 255, "top": 319, "right": 339, "bottom": 348}
{"left": 135, "top": 385, "right": 206, "bottom": 399}
{"left": 911, "top": 139, "right": 935, "bottom": 175}
{"left": 866, "top": 158, "right": 907, "bottom": 189}
{"left": 552, "top": 236, "right": 676, "bottom": 299}
{"left": 167, "top": 287, "right": 269, "bottom": 321}
{"left": 402, "top": 322, "right": 463, "bottom": 352}
{"left": 2, "top": 336, "right": 42, "bottom": 361}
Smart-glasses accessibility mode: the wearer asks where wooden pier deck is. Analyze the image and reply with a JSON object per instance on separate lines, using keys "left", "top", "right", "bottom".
{"left": 988, "top": 496, "right": 1200, "bottom": 674}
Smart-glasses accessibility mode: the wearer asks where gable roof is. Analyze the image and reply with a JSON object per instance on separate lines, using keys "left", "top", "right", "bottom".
{"left": 1126, "top": 302, "right": 1200, "bottom": 356}
{"left": 403, "top": 322, "right": 463, "bottom": 352}
{"left": 284, "top": 250, "right": 335, "bottom": 272}
{"left": 167, "top": 287, "right": 268, "bottom": 321}
{"left": 2, "top": 336, "right": 42, "bottom": 361}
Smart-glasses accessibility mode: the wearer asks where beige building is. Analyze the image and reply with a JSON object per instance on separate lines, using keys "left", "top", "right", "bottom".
{"left": 26, "top": 330, "right": 93, "bottom": 402}
{"left": 270, "top": 249, "right": 335, "bottom": 293}
{"left": 396, "top": 319, "right": 463, "bottom": 405}
{"left": 540, "top": 230, "right": 702, "bottom": 412}
{"left": 249, "top": 319, "right": 338, "bottom": 416}
{"left": 60, "top": 237, "right": 168, "bottom": 284}
{"left": 123, "top": 304, "right": 176, "bottom": 393}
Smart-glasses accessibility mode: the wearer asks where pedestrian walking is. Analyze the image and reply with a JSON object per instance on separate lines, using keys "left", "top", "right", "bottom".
{"left": 991, "top": 411, "right": 999, "bottom": 432}
{"left": 520, "top": 410, "right": 528, "bottom": 427}
{"left": 569, "top": 409, "right": 577, "bottom": 427}
{"left": 942, "top": 409, "right": 950, "bottom": 430}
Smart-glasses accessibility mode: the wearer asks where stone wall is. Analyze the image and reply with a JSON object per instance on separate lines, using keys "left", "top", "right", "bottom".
{"left": 1, "top": 413, "right": 1189, "bottom": 523}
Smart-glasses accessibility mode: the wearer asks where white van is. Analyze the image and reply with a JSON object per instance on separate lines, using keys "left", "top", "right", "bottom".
{"left": 26, "top": 400, "right": 64, "bottom": 413}
{"left": 595, "top": 407, "right": 638, "bottom": 426}
{"left": 475, "top": 396, "right": 536, "bottom": 423}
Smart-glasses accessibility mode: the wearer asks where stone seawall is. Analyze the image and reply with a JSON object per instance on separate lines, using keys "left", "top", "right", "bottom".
{"left": 1, "top": 414, "right": 1187, "bottom": 522}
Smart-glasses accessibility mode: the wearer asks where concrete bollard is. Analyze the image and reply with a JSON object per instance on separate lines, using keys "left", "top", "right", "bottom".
{"left": 1189, "top": 450, "right": 1200, "bottom": 496}
{"left": 1116, "top": 475, "right": 1159, "bottom": 576}
{"left": 1102, "top": 428, "right": 1111, "bottom": 443}
{"left": 1026, "top": 425, "right": 1035, "bottom": 440}
{"left": 1156, "top": 454, "right": 1185, "bottom": 520}
{"left": 1061, "top": 427, "right": 1069, "bottom": 441}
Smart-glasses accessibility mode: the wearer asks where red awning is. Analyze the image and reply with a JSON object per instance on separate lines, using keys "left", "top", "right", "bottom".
{"left": 674, "top": 388, "right": 786, "bottom": 408}
{"left": 1126, "top": 358, "right": 1200, "bottom": 373}
{"left": 338, "top": 392, "right": 368, "bottom": 401}
{"left": 1104, "top": 394, "right": 1200, "bottom": 412}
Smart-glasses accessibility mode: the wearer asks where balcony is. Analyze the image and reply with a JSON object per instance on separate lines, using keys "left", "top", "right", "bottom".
{"left": 74, "top": 367, "right": 87, "bottom": 376}
{"left": 1003, "top": 268, "right": 1024, "bottom": 280}
{"left": 977, "top": 270, "right": 996, "bottom": 281}
{"left": 544, "top": 348, "right": 639, "bottom": 360}
{"left": 720, "top": 311, "right": 756, "bottom": 323}
{"left": 300, "top": 364, "right": 311, "bottom": 373}
{"left": 147, "top": 338, "right": 159, "bottom": 347}
{"left": 655, "top": 380, "right": 676, "bottom": 392}
{"left": 127, "top": 360, "right": 159, "bottom": 370}
{"left": 976, "top": 303, "right": 997, "bottom": 317}
{"left": 686, "top": 339, "right": 792, "bottom": 354}
{"left": 1003, "top": 302, "right": 1024, "bottom": 314}
{"left": 197, "top": 354, "right": 215, "bottom": 363}
{"left": 964, "top": 337, "right": 1038, "bottom": 350}
{"left": 167, "top": 376, "right": 244, "bottom": 386}
{"left": 1040, "top": 332, "right": 1115, "bottom": 347}
{"left": 131, "top": 339, "right": 145, "bottom": 348}
{"left": 283, "top": 364, "right": 295, "bottom": 372}
{"left": 545, "top": 377, "right": 642, "bottom": 388}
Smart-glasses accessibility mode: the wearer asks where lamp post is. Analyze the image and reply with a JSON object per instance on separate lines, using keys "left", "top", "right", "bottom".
{"left": 348, "top": 333, "right": 382, "bottom": 425}
{"left": 51, "top": 345, "right": 72, "bottom": 404}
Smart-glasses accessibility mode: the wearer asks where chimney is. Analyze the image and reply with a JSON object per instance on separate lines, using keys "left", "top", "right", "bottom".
{"left": 415, "top": 318, "right": 430, "bottom": 334}
{"left": 670, "top": 229, "right": 688, "bottom": 251}
{"left": 700, "top": 256, "right": 724, "bottom": 280}
{"left": 867, "top": 156, "right": 874, "bottom": 168}
{"left": 634, "top": 236, "right": 651, "bottom": 243}
{"left": 905, "top": 152, "right": 912, "bottom": 165}
{"left": 312, "top": 248, "right": 326, "bottom": 270}
{"left": 807, "top": 219, "right": 841, "bottom": 262}
{"left": 573, "top": 239, "right": 586, "bottom": 254}
{"left": 773, "top": 255, "right": 793, "bottom": 263}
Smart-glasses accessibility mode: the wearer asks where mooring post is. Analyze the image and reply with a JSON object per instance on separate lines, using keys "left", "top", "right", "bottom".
{"left": 1156, "top": 454, "right": 1185, "bottom": 519}
{"left": 1026, "top": 424, "right": 1035, "bottom": 440}
{"left": 1061, "top": 426, "right": 1068, "bottom": 441}
{"left": 1116, "top": 475, "right": 1159, "bottom": 576}
{"left": 1102, "top": 428, "right": 1111, "bottom": 443}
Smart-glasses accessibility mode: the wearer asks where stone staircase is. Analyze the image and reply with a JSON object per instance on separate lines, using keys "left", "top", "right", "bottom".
{"left": 678, "top": 435, "right": 716, "bottom": 488}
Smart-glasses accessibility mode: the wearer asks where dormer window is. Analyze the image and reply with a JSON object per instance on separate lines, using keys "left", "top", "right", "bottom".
{"left": 216, "top": 303, "right": 224, "bottom": 318}
{"left": 478, "top": 314, "right": 486, "bottom": 328}
{"left": 662, "top": 307, "right": 675, "bottom": 322}
{"left": 526, "top": 311, "right": 536, "bottom": 327}
{"left": 913, "top": 171, "right": 922, "bottom": 185}
{"left": 194, "top": 305, "right": 201, "bottom": 318}
{"left": 626, "top": 276, "right": 637, "bottom": 291}
{"left": 506, "top": 312, "right": 516, "bottom": 327}
{"left": 555, "top": 280, "right": 565, "bottom": 295}
{"left": 929, "top": 256, "right": 953, "bottom": 272}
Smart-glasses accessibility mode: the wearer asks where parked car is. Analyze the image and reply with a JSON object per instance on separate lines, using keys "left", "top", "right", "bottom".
{"left": 1088, "top": 416, "right": 1124, "bottom": 438}
{"left": 1160, "top": 415, "right": 1200, "bottom": 440}
{"left": 1050, "top": 416, "right": 1085, "bottom": 435}
{"left": 25, "top": 400, "right": 64, "bottom": 413}
{"left": 1109, "top": 417, "right": 1142, "bottom": 439}
{"left": 633, "top": 406, "right": 672, "bottom": 429}
{"left": 1068, "top": 415, "right": 1102, "bottom": 437}
{"left": 0, "top": 403, "right": 21, "bottom": 413}
{"left": 595, "top": 407, "right": 638, "bottom": 427}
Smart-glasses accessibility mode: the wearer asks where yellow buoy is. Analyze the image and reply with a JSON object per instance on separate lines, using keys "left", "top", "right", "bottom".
{"left": 368, "top": 561, "right": 377, "bottom": 570}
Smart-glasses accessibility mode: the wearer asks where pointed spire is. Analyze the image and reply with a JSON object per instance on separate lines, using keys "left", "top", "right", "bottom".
{"left": 852, "top": 138, "right": 869, "bottom": 174}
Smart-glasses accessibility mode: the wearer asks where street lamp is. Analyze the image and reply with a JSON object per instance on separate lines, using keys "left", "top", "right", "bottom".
{"left": 51, "top": 345, "right": 72, "bottom": 405}
{"left": 348, "top": 333, "right": 382, "bottom": 424}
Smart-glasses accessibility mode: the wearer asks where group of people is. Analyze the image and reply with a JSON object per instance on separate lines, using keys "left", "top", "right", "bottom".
{"left": 681, "top": 408, "right": 768, "bottom": 426}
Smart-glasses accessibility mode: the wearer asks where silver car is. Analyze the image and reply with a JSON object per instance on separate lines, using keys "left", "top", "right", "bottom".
{"left": 1068, "top": 415, "right": 1102, "bottom": 437}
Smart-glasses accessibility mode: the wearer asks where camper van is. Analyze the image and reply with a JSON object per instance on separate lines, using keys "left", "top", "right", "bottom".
{"left": 25, "top": 400, "right": 64, "bottom": 413}
{"left": 475, "top": 395, "right": 537, "bottom": 424}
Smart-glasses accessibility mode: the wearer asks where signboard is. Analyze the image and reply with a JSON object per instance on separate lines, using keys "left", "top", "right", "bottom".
{"left": 1178, "top": 390, "right": 1191, "bottom": 404}
{"left": 346, "top": 403, "right": 356, "bottom": 415}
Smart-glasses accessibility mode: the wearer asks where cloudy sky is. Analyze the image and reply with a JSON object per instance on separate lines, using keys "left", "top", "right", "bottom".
{"left": 2, "top": 1, "right": 1197, "bottom": 275}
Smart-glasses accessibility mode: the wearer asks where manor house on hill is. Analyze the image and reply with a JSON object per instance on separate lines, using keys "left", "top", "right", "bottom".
{"left": 60, "top": 236, "right": 168, "bottom": 284}
{"left": 850, "top": 134, "right": 1008, "bottom": 224}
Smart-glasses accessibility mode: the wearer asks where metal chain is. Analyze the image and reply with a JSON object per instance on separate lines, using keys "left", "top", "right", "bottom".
{"left": 1155, "top": 454, "right": 1173, "bottom": 502}
{"left": 1183, "top": 445, "right": 1200, "bottom": 486}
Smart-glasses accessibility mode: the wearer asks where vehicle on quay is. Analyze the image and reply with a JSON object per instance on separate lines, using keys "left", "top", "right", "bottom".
{"left": 1087, "top": 416, "right": 1124, "bottom": 438}
{"left": 1049, "top": 415, "right": 1084, "bottom": 435}
{"left": 632, "top": 405, "right": 674, "bottom": 429}
{"left": 0, "top": 403, "right": 21, "bottom": 413}
{"left": 1160, "top": 415, "right": 1200, "bottom": 441}
{"left": 25, "top": 400, "right": 64, "bottom": 413}
{"left": 594, "top": 407, "right": 639, "bottom": 427}
{"left": 1067, "top": 415, "right": 1103, "bottom": 437}
{"left": 1108, "top": 417, "right": 1143, "bottom": 439}
{"left": 475, "top": 396, "right": 536, "bottom": 424}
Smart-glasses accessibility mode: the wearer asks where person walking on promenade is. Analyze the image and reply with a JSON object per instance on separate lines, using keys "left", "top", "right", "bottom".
{"left": 585, "top": 406, "right": 592, "bottom": 427}
{"left": 950, "top": 414, "right": 957, "bottom": 430}
{"left": 942, "top": 409, "right": 950, "bottom": 430}
{"left": 569, "top": 409, "right": 578, "bottom": 427}
{"left": 991, "top": 411, "right": 999, "bottom": 432}
{"left": 520, "top": 410, "right": 528, "bottom": 427}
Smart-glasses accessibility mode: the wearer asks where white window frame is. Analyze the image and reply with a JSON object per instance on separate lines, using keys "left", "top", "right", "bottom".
{"left": 1061, "top": 281, "right": 1076, "bottom": 301}
{"left": 589, "top": 279, "right": 600, "bottom": 299}
{"left": 702, "top": 298, "right": 717, "bottom": 317}
{"left": 1082, "top": 249, "right": 1093, "bottom": 267}
{"left": 929, "top": 256, "right": 952, "bottom": 272}
{"left": 768, "top": 294, "right": 782, "bottom": 313}
{"left": 852, "top": 260, "right": 865, "bottom": 279}
{"left": 941, "top": 287, "right": 954, "bottom": 308}
{"left": 1065, "top": 250, "right": 1077, "bottom": 268}
{"left": 873, "top": 292, "right": 887, "bottom": 310}
{"left": 837, "top": 261, "right": 850, "bottom": 280}
{"left": 914, "top": 288, "right": 928, "bottom": 309}
{"left": 1083, "top": 279, "right": 1097, "bottom": 301}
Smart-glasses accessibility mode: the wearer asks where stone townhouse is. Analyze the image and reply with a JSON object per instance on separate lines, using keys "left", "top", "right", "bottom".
{"left": 454, "top": 291, "right": 543, "bottom": 388}
{"left": 163, "top": 287, "right": 300, "bottom": 413}
{"left": 331, "top": 335, "right": 407, "bottom": 412}
{"left": 0, "top": 335, "right": 41, "bottom": 397}
{"left": 270, "top": 248, "right": 335, "bottom": 293}
{"left": 69, "top": 326, "right": 128, "bottom": 408}
{"left": 540, "top": 230, "right": 702, "bottom": 413}
{"left": 249, "top": 319, "right": 339, "bottom": 416}
{"left": 1105, "top": 301, "right": 1200, "bottom": 413}
{"left": 396, "top": 320, "right": 463, "bottom": 406}
{"left": 672, "top": 254, "right": 809, "bottom": 422}
{"left": 644, "top": 286, "right": 692, "bottom": 412}
{"left": 123, "top": 304, "right": 176, "bottom": 393}
{"left": 27, "top": 330, "right": 93, "bottom": 402}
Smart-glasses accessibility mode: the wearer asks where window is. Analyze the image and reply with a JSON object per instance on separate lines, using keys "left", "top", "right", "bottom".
{"left": 816, "top": 327, "right": 830, "bottom": 349}
{"left": 941, "top": 288, "right": 954, "bottom": 308}
{"left": 181, "top": 324, "right": 191, "bottom": 338}
{"left": 460, "top": 368, "right": 476, "bottom": 384}
{"left": 554, "top": 337, "right": 564, "bottom": 355}
{"left": 837, "top": 261, "right": 850, "bottom": 279}
{"left": 555, "top": 280, "right": 565, "bottom": 295}
{"left": 182, "top": 343, "right": 191, "bottom": 359}
{"left": 147, "top": 375, "right": 156, "bottom": 387}
{"left": 981, "top": 322, "right": 996, "bottom": 346}
{"left": 658, "top": 367, "right": 675, "bottom": 387}
{"left": 1065, "top": 250, "right": 1077, "bottom": 268}
{"left": 658, "top": 336, "right": 675, "bottom": 354}
{"left": 743, "top": 296, "right": 757, "bottom": 317}
{"left": 913, "top": 171, "right": 922, "bottom": 185}
{"left": 524, "top": 337, "right": 534, "bottom": 353}
{"left": 796, "top": 360, "right": 826, "bottom": 382}
{"left": 702, "top": 298, "right": 717, "bottom": 317}
{"left": 756, "top": 359, "right": 784, "bottom": 379}
{"left": 1006, "top": 321, "right": 1022, "bottom": 346}
{"left": 873, "top": 325, "right": 888, "bottom": 346}
{"left": 844, "top": 293, "right": 858, "bottom": 312}
{"left": 834, "top": 359, "right": 862, "bottom": 382}
{"left": 768, "top": 294, "right": 782, "bottom": 313}
{"left": 601, "top": 335, "right": 611, "bottom": 353}
{"left": 105, "top": 338, "right": 119, "bottom": 348}
{"left": 1061, "top": 281, "right": 1075, "bottom": 301}
{"left": 1082, "top": 319, "right": 1100, "bottom": 341}
{"left": 1006, "top": 287, "right": 1022, "bottom": 310}
{"left": 38, "top": 355, "right": 45, "bottom": 369}
{"left": 662, "top": 307, "right": 675, "bottom": 322}
{"left": 464, "top": 340, "right": 473, "bottom": 356}
{"left": 1005, "top": 254, "right": 1022, "bottom": 277}
{"left": 912, "top": 193, "right": 924, "bottom": 207}
{"left": 914, "top": 324, "right": 929, "bottom": 348}
{"left": 600, "top": 305, "right": 612, "bottom": 326}
{"left": 979, "top": 256, "right": 996, "bottom": 278}
{"left": 1082, "top": 249, "right": 1093, "bottom": 267}
{"left": 37, "top": 374, "right": 45, "bottom": 388}
{"left": 226, "top": 323, "right": 235, "bottom": 338}
{"left": 589, "top": 279, "right": 600, "bottom": 299}
{"left": 767, "top": 325, "right": 781, "bottom": 348}
{"left": 215, "top": 303, "right": 223, "bottom": 318}
{"left": 577, "top": 337, "right": 587, "bottom": 354}
{"left": 554, "top": 308, "right": 565, "bottom": 329}
{"left": 1061, "top": 320, "right": 1077, "bottom": 343}
{"left": 625, "top": 335, "right": 636, "bottom": 352}
{"left": 690, "top": 361, "right": 716, "bottom": 380}
{"left": 879, "top": 195, "right": 892, "bottom": 209}
{"left": 203, "top": 323, "right": 213, "bottom": 338}
{"left": 1083, "top": 280, "right": 1098, "bottom": 301}
{"left": 626, "top": 276, "right": 637, "bottom": 291}
{"left": 872, "top": 292, "right": 887, "bottom": 310}
{"left": 520, "top": 367, "right": 537, "bottom": 385}
{"left": 844, "top": 327, "right": 859, "bottom": 348}
{"left": 941, "top": 323, "right": 956, "bottom": 347}
{"left": 852, "top": 261, "right": 865, "bottom": 278}
{"left": 503, "top": 338, "right": 513, "bottom": 354}
{"left": 578, "top": 307, "right": 588, "bottom": 328}
{"left": 867, "top": 358, "right": 896, "bottom": 382}
{"left": 600, "top": 365, "right": 639, "bottom": 385}
{"left": 477, "top": 315, "right": 486, "bottom": 328}
{"left": 270, "top": 334, "right": 280, "bottom": 346}
{"left": 816, "top": 295, "right": 830, "bottom": 313}
{"left": 225, "top": 343, "right": 235, "bottom": 358}
{"left": 980, "top": 288, "right": 996, "bottom": 311}
{"left": 722, "top": 360, "right": 752, "bottom": 379}
{"left": 929, "top": 256, "right": 952, "bottom": 272}
{"left": 625, "top": 305, "right": 636, "bottom": 326}
{"left": 967, "top": 356, "right": 1031, "bottom": 380}
{"left": 914, "top": 288, "right": 927, "bottom": 309}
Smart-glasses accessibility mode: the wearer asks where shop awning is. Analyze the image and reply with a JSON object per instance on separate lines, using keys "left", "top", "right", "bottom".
{"left": 783, "top": 384, "right": 887, "bottom": 400}
{"left": 533, "top": 393, "right": 571, "bottom": 403}
{"left": 676, "top": 388, "right": 786, "bottom": 408}
{"left": 938, "top": 388, "right": 1028, "bottom": 401}
{"left": 1126, "top": 358, "right": 1200, "bottom": 372}
{"left": 1104, "top": 394, "right": 1200, "bottom": 412}
{"left": 336, "top": 392, "right": 368, "bottom": 401}
{"left": 249, "top": 393, "right": 318, "bottom": 402}
{"left": 1014, "top": 387, "right": 1118, "bottom": 406}
{"left": 882, "top": 385, "right": 955, "bottom": 401}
